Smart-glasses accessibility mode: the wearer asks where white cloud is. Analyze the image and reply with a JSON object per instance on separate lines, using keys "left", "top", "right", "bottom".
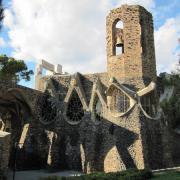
{"left": 4, "top": 0, "right": 157, "bottom": 74}
{"left": 155, "top": 17, "right": 180, "bottom": 73}
{"left": 115, "top": 0, "right": 155, "bottom": 10}
{"left": 0, "top": 37, "right": 5, "bottom": 47}
{"left": 3, "top": 8, "right": 14, "bottom": 28}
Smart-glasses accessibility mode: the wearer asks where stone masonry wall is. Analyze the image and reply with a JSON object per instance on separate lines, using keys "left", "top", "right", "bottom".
{"left": 140, "top": 8, "right": 157, "bottom": 82}
{"left": 29, "top": 104, "right": 146, "bottom": 173}
{"left": 139, "top": 114, "right": 174, "bottom": 170}
{"left": 106, "top": 5, "right": 157, "bottom": 88}
{"left": 0, "top": 80, "right": 41, "bottom": 112}
{"left": 5, "top": 73, "right": 176, "bottom": 172}
{"left": 0, "top": 131, "right": 11, "bottom": 179}
{"left": 28, "top": 74, "right": 147, "bottom": 173}
{"left": 0, "top": 81, "right": 42, "bottom": 171}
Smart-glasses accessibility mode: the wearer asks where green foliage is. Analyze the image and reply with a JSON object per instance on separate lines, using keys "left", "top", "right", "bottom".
{"left": 39, "top": 169, "right": 152, "bottom": 180}
{"left": 161, "top": 96, "right": 180, "bottom": 128}
{"left": 0, "top": 54, "right": 33, "bottom": 83}
{"left": 160, "top": 61, "right": 180, "bottom": 128}
{"left": 152, "top": 170, "right": 180, "bottom": 180}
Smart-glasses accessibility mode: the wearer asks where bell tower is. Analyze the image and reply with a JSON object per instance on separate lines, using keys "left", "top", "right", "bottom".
{"left": 106, "top": 5, "right": 157, "bottom": 88}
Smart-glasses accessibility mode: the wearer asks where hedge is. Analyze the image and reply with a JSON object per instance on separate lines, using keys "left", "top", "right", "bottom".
{"left": 39, "top": 169, "right": 152, "bottom": 180}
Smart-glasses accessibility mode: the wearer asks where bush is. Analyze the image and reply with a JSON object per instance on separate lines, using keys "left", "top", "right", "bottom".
{"left": 160, "top": 68, "right": 180, "bottom": 128}
{"left": 39, "top": 169, "right": 152, "bottom": 180}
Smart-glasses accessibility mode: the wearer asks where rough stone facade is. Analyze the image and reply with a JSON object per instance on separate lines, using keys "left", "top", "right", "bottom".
{"left": 0, "top": 131, "right": 10, "bottom": 179}
{"left": 0, "top": 81, "right": 41, "bottom": 175}
{"left": 0, "top": 4, "right": 180, "bottom": 176}
{"left": 106, "top": 5, "right": 156, "bottom": 89}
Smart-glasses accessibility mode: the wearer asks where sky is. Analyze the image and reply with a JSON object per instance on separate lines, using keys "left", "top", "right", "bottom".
{"left": 0, "top": 0, "right": 180, "bottom": 88}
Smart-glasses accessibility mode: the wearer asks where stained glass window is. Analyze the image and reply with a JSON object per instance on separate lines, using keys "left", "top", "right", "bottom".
{"left": 66, "top": 90, "right": 84, "bottom": 122}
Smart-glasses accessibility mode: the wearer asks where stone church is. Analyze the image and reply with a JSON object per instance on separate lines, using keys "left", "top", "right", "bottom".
{"left": 0, "top": 4, "right": 180, "bottom": 177}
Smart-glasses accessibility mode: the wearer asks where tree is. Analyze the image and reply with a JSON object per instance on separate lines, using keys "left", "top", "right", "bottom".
{"left": 0, "top": 0, "right": 3, "bottom": 29}
{"left": 160, "top": 59, "right": 180, "bottom": 129}
{"left": 0, "top": 55, "right": 34, "bottom": 83}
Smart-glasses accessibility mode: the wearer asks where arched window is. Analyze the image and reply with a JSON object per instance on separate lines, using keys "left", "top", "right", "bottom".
{"left": 37, "top": 92, "right": 57, "bottom": 125}
{"left": 93, "top": 97, "right": 103, "bottom": 121}
{"left": 66, "top": 90, "right": 84, "bottom": 122}
{"left": 110, "top": 88, "right": 130, "bottom": 113}
{"left": 114, "top": 20, "right": 124, "bottom": 56}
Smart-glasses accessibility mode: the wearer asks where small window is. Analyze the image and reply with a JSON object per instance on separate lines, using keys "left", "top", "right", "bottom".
{"left": 141, "top": 92, "right": 156, "bottom": 116}
{"left": 93, "top": 97, "right": 103, "bottom": 121}
{"left": 140, "top": 18, "right": 148, "bottom": 56}
{"left": 110, "top": 88, "right": 130, "bottom": 113}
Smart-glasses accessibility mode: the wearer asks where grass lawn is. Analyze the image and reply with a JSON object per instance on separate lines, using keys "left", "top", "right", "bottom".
{"left": 39, "top": 169, "right": 180, "bottom": 180}
{"left": 151, "top": 170, "right": 180, "bottom": 179}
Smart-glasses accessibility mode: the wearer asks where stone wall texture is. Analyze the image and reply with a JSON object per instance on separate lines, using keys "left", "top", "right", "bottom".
{"left": 106, "top": 5, "right": 156, "bottom": 89}
{"left": 0, "top": 4, "right": 179, "bottom": 176}
{"left": 0, "top": 131, "right": 11, "bottom": 179}
{"left": 0, "top": 81, "right": 42, "bottom": 175}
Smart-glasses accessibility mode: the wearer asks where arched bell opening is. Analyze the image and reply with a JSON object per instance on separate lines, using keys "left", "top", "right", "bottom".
{"left": 113, "top": 19, "right": 124, "bottom": 56}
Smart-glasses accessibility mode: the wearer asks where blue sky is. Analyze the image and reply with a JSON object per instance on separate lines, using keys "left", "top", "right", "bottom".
{"left": 0, "top": 0, "right": 35, "bottom": 87}
{"left": 0, "top": 0, "right": 180, "bottom": 88}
